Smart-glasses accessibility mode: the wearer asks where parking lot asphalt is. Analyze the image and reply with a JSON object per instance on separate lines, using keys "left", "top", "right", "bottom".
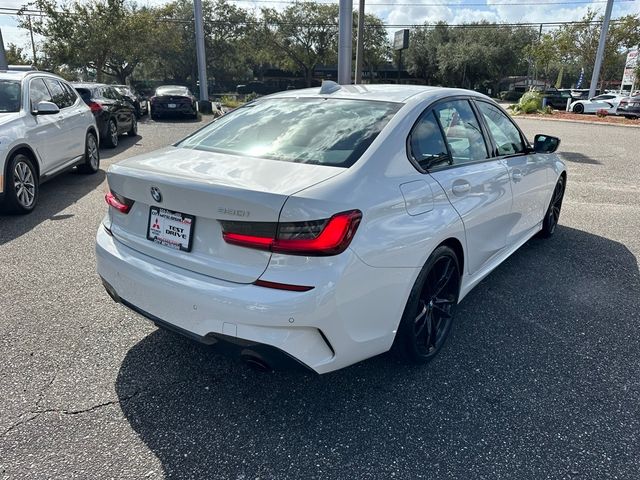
{"left": 1, "top": 116, "right": 639, "bottom": 480}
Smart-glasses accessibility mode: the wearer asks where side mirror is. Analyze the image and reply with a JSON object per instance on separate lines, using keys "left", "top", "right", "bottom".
{"left": 34, "top": 101, "right": 60, "bottom": 115}
{"left": 533, "top": 134, "right": 560, "bottom": 154}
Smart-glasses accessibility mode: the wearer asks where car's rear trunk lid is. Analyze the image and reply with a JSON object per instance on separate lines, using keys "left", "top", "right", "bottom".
{"left": 106, "top": 146, "right": 344, "bottom": 283}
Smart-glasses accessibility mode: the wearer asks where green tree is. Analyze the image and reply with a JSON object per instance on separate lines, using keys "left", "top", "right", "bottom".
{"left": 406, "top": 22, "right": 449, "bottom": 84}
{"left": 260, "top": 2, "right": 339, "bottom": 87}
{"left": 21, "top": 0, "right": 154, "bottom": 83}
{"left": 5, "top": 43, "right": 30, "bottom": 65}
{"left": 353, "top": 12, "right": 390, "bottom": 79}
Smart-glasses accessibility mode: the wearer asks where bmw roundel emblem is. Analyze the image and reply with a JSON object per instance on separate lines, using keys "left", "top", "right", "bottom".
{"left": 150, "top": 186, "right": 162, "bottom": 203}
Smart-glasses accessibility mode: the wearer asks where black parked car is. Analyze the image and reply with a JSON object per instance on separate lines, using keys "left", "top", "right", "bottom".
{"left": 617, "top": 96, "right": 640, "bottom": 118}
{"left": 149, "top": 85, "right": 197, "bottom": 120}
{"left": 73, "top": 83, "right": 137, "bottom": 148}
{"left": 113, "top": 84, "right": 148, "bottom": 118}
{"left": 540, "top": 88, "right": 573, "bottom": 109}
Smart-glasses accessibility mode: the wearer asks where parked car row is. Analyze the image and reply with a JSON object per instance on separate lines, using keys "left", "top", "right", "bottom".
{"left": 0, "top": 65, "right": 201, "bottom": 214}
{"left": 0, "top": 69, "right": 100, "bottom": 214}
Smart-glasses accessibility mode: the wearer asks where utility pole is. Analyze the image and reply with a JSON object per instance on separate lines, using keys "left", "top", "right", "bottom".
{"left": 337, "top": 0, "right": 353, "bottom": 85}
{"left": 589, "top": 0, "right": 614, "bottom": 98}
{"left": 193, "top": 0, "right": 211, "bottom": 113}
{"left": 27, "top": 16, "right": 37, "bottom": 68}
{"left": 0, "top": 29, "right": 7, "bottom": 70}
{"left": 354, "top": 0, "right": 365, "bottom": 84}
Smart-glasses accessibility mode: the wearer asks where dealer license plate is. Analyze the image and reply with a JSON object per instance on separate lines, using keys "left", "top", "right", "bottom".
{"left": 168, "top": 103, "right": 176, "bottom": 108}
{"left": 147, "top": 207, "right": 195, "bottom": 252}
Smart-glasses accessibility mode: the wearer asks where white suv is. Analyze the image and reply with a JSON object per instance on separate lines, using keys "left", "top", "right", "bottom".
{"left": 0, "top": 69, "right": 99, "bottom": 214}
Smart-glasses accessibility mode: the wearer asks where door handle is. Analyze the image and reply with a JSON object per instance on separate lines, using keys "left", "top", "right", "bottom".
{"left": 512, "top": 170, "right": 523, "bottom": 182}
{"left": 451, "top": 181, "right": 471, "bottom": 196}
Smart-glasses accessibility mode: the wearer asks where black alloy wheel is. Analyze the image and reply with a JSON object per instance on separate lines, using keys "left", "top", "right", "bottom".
{"left": 539, "top": 175, "right": 565, "bottom": 238}
{"left": 393, "top": 245, "right": 460, "bottom": 363}
{"left": 573, "top": 103, "right": 584, "bottom": 114}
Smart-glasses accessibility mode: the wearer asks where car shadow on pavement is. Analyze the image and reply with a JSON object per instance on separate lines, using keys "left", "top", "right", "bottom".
{"left": 100, "top": 134, "right": 143, "bottom": 160}
{"left": 559, "top": 151, "right": 602, "bottom": 165}
{"left": 0, "top": 169, "right": 106, "bottom": 246}
{"left": 115, "top": 225, "right": 640, "bottom": 479}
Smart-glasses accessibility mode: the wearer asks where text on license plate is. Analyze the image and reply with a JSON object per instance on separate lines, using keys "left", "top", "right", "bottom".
{"left": 168, "top": 103, "right": 176, "bottom": 108}
{"left": 147, "top": 207, "right": 195, "bottom": 252}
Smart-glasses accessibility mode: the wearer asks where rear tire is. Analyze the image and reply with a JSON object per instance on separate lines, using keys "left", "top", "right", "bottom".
{"left": 539, "top": 175, "right": 565, "bottom": 238}
{"left": 128, "top": 116, "right": 138, "bottom": 136}
{"left": 572, "top": 103, "right": 584, "bottom": 114}
{"left": 104, "top": 119, "right": 118, "bottom": 148}
{"left": 392, "top": 245, "right": 460, "bottom": 364}
{"left": 77, "top": 132, "right": 100, "bottom": 174}
{"left": 2, "top": 154, "right": 39, "bottom": 214}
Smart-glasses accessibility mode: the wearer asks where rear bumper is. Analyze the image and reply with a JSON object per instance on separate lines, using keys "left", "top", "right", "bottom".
{"left": 96, "top": 225, "right": 415, "bottom": 373}
{"left": 616, "top": 109, "right": 640, "bottom": 117}
{"left": 151, "top": 104, "right": 196, "bottom": 116}
{"left": 102, "top": 282, "right": 311, "bottom": 372}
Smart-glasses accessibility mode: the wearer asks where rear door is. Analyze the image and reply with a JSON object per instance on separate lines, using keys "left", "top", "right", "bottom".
{"left": 411, "top": 98, "right": 512, "bottom": 275}
{"left": 61, "top": 81, "right": 92, "bottom": 156}
{"left": 43, "top": 78, "right": 82, "bottom": 167}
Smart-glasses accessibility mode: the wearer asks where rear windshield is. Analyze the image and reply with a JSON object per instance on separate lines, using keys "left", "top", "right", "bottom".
{"left": 156, "top": 86, "right": 189, "bottom": 96}
{"left": 178, "top": 98, "right": 401, "bottom": 168}
{"left": 0, "top": 80, "right": 21, "bottom": 113}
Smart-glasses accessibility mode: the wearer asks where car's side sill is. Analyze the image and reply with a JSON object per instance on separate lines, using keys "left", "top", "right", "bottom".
{"left": 458, "top": 221, "right": 543, "bottom": 301}
{"left": 41, "top": 154, "right": 85, "bottom": 182}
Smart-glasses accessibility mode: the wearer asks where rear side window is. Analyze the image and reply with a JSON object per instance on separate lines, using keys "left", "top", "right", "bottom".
{"left": 476, "top": 102, "right": 526, "bottom": 156}
{"left": 44, "top": 79, "right": 73, "bottom": 109}
{"left": 61, "top": 82, "right": 78, "bottom": 105}
{"left": 409, "top": 111, "right": 449, "bottom": 168}
{"left": 433, "top": 100, "right": 488, "bottom": 165}
{"left": 178, "top": 98, "right": 401, "bottom": 168}
{"left": 29, "top": 78, "right": 53, "bottom": 109}
{"left": 0, "top": 80, "right": 21, "bottom": 112}
{"left": 75, "top": 88, "right": 92, "bottom": 103}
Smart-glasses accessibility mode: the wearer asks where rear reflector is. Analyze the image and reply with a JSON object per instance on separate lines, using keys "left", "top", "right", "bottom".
{"left": 221, "top": 210, "right": 362, "bottom": 256}
{"left": 105, "top": 191, "right": 134, "bottom": 214}
{"left": 253, "top": 280, "right": 314, "bottom": 292}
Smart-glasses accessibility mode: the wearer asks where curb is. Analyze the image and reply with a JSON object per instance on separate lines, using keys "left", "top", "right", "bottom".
{"left": 516, "top": 115, "right": 640, "bottom": 129}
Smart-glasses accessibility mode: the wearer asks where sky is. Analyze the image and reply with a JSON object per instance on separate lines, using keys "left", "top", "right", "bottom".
{"left": 1, "top": 0, "right": 639, "bottom": 57}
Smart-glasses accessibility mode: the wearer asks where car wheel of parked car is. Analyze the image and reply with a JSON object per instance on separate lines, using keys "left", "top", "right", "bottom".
{"left": 128, "top": 116, "right": 138, "bottom": 136}
{"left": 392, "top": 245, "right": 460, "bottom": 363}
{"left": 4, "top": 153, "right": 39, "bottom": 214}
{"left": 572, "top": 103, "right": 584, "bottom": 114}
{"left": 105, "top": 120, "right": 118, "bottom": 148}
{"left": 77, "top": 132, "right": 100, "bottom": 174}
{"left": 539, "top": 175, "right": 565, "bottom": 238}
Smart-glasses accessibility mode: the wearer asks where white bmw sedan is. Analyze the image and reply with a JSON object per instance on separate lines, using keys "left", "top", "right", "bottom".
{"left": 96, "top": 83, "right": 566, "bottom": 374}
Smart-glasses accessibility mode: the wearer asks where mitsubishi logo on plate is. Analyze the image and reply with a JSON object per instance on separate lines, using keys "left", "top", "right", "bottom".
{"left": 150, "top": 186, "right": 162, "bottom": 203}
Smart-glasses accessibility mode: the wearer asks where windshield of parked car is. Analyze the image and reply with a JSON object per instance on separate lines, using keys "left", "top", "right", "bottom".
{"left": 156, "top": 86, "right": 189, "bottom": 96}
{"left": 0, "top": 80, "right": 21, "bottom": 113}
{"left": 178, "top": 97, "right": 402, "bottom": 168}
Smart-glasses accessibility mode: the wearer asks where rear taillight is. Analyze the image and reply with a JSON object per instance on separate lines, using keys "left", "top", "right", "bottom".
{"left": 88, "top": 101, "right": 103, "bottom": 113}
{"left": 149, "top": 96, "right": 157, "bottom": 104}
{"left": 221, "top": 210, "right": 362, "bottom": 256}
{"left": 105, "top": 191, "right": 134, "bottom": 214}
